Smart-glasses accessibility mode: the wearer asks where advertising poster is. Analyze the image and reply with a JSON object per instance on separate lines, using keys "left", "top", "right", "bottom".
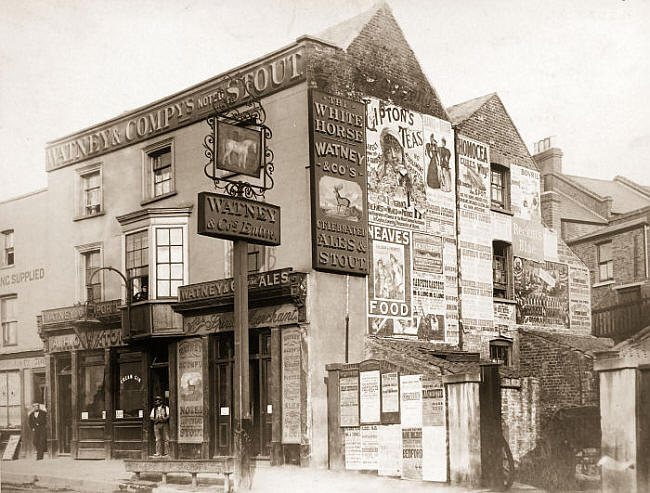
{"left": 494, "top": 301, "right": 517, "bottom": 332}
{"left": 511, "top": 165, "right": 541, "bottom": 220}
{"left": 543, "top": 228, "right": 559, "bottom": 262}
{"left": 512, "top": 218, "right": 544, "bottom": 262}
{"left": 344, "top": 427, "right": 362, "bottom": 470}
{"left": 514, "top": 257, "right": 569, "bottom": 326}
{"left": 177, "top": 338, "right": 203, "bottom": 443}
{"left": 422, "top": 114, "right": 456, "bottom": 237}
{"left": 339, "top": 371, "right": 360, "bottom": 427}
{"left": 361, "top": 425, "right": 379, "bottom": 470}
{"left": 421, "top": 376, "right": 445, "bottom": 427}
{"left": 400, "top": 374, "right": 422, "bottom": 428}
{"left": 422, "top": 426, "right": 448, "bottom": 482}
{"left": 366, "top": 98, "right": 427, "bottom": 231}
{"left": 368, "top": 225, "right": 413, "bottom": 337}
{"left": 413, "top": 233, "right": 443, "bottom": 274}
{"left": 412, "top": 270, "right": 446, "bottom": 342}
{"left": 381, "top": 372, "right": 399, "bottom": 414}
{"left": 282, "top": 327, "right": 301, "bottom": 443}
{"left": 360, "top": 370, "right": 381, "bottom": 424}
{"left": 443, "top": 237, "right": 460, "bottom": 344}
{"left": 458, "top": 238, "right": 494, "bottom": 330}
{"left": 456, "top": 135, "right": 491, "bottom": 213}
{"left": 402, "top": 427, "right": 423, "bottom": 480}
{"left": 491, "top": 210, "right": 512, "bottom": 243}
{"left": 378, "top": 424, "right": 402, "bottom": 477}
{"left": 309, "top": 89, "right": 369, "bottom": 276}
{"left": 569, "top": 265, "right": 592, "bottom": 330}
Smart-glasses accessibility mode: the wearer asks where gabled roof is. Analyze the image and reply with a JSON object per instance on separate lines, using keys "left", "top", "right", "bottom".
{"left": 554, "top": 191, "right": 608, "bottom": 224}
{"left": 564, "top": 175, "right": 650, "bottom": 215}
{"left": 317, "top": 2, "right": 385, "bottom": 50}
{"left": 520, "top": 327, "right": 614, "bottom": 356}
{"left": 446, "top": 93, "right": 496, "bottom": 126}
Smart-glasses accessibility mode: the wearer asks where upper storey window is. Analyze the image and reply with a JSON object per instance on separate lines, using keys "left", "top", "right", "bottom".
{"left": 143, "top": 140, "right": 175, "bottom": 203}
{"left": 1, "top": 230, "right": 14, "bottom": 267}
{"left": 490, "top": 164, "right": 510, "bottom": 211}
{"left": 75, "top": 164, "right": 103, "bottom": 219}
{"left": 598, "top": 241, "right": 614, "bottom": 282}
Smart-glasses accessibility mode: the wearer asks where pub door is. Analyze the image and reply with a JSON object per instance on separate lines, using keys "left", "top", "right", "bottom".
{"left": 211, "top": 329, "right": 271, "bottom": 458}
{"left": 56, "top": 372, "right": 72, "bottom": 454}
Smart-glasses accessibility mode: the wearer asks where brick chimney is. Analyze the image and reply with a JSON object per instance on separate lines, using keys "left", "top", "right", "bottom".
{"left": 532, "top": 136, "right": 563, "bottom": 192}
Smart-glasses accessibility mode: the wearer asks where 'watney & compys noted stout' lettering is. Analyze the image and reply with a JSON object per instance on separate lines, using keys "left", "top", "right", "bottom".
{"left": 310, "top": 90, "right": 369, "bottom": 276}
{"left": 197, "top": 192, "right": 281, "bottom": 246}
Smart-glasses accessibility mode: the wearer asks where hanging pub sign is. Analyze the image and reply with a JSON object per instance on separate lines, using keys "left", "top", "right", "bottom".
{"left": 309, "top": 89, "right": 369, "bottom": 276}
{"left": 197, "top": 192, "right": 281, "bottom": 246}
{"left": 216, "top": 121, "right": 263, "bottom": 178}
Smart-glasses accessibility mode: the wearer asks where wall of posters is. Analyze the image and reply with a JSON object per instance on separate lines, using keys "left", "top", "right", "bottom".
{"left": 491, "top": 211, "right": 512, "bottom": 243}
{"left": 458, "top": 238, "right": 494, "bottom": 330}
{"left": 360, "top": 370, "right": 381, "bottom": 424}
{"left": 514, "top": 258, "right": 569, "bottom": 327}
{"left": 400, "top": 374, "right": 422, "bottom": 428}
{"left": 339, "top": 370, "right": 360, "bottom": 427}
{"left": 494, "top": 301, "right": 517, "bottom": 332}
{"left": 361, "top": 425, "right": 379, "bottom": 470}
{"left": 177, "top": 338, "right": 204, "bottom": 443}
{"left": 511, "top": 164, "right": 541, "bottom": 220}
{"left": 378, "top": 424, "right": 402, "bottom": 477}
{"left": 421, "top": 376, "right": 445, "bottom": 427}
{"left": 443, "top": 237, "right": 460, "bottom": 344}
{"left": 402, "top": 427, "right": 423, "bottom": 480}
{"left": 381, "top": 372, "right": 399, "bottom": 414}
{"left": 568, "top": 265, "right": 592, "bottom": 330}
{"left": 309, "top": 89, "right": 369, "bottom": 275}
{"left": 412, "top": 234, "right": 446, "bottom": 342}
{"left": 344, "top": 428, "right": 362, "bottom": 470}
{"left": 282, "top": 327, "right": 302, "bottom": 443}
{"left": 368, "top": 225, "right": 413, "bottom": 336}
{"left": 513, "top": 218, "right": 544, "bottom": 262}
{"left": 456, "top": 135, "right": 491, "bottom": 213}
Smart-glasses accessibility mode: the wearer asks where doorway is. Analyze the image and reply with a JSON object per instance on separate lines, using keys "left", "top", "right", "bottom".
{"left": 56, "top": 366, "right": 72, "bottom": 454}
{"left": 211, "top": 329, "right": 271, "bottom": 457}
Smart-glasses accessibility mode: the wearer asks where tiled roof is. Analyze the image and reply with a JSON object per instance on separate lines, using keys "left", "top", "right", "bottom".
{"left": 364, "top": 336, "right": 519, "bottom": 378}
{"left": 520, "top": 327, "right": 614, "bottom": 355}
{"left": 446, "top": 93, "right": 496, "bottom": 126}
{"left": 610, "top": 325, "right": 650, "bottom": 363}
{"left": 316, "top": 2, "right": 385, "bottom": 50}
{"left": 555, "top": 191, "right": 608, "bottom": 224}
{"left": 564, "top": 175, "right": 650, "bottom": 214}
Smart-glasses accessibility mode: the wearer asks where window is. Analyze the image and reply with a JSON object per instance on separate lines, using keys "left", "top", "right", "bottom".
{"left": 490, "top": 164, "right": 509, "bottom": 210}
{"left": 598, "top": 242, "right": 613, "bottom": 281}
{"left": 489, "top": 339, "right": 512, "bottom": 366}
{"left": 82, "top": 249, "right": 102, "bottom": 302}
{"left": 76, "top": 164, "right": 103, "bottom": 218}
{"left": 493, "top": 241, "right": 512, "bottom": 299}
{"left": 2, "top": 230, "right": 14, "bottom": 267}
{"left": 143, "top": 140, "right": 175, "bottom": 202}
{"left": 117, "top": 354, "right": 143, "bottom": 419}
{"left": 156, "top": 227, "right": 184, "bottom": 298}
{"left": 80, "top": 354, "right": 105, "bottom": 420}
{"left": 0, "top": 371, "right": 21, "bottom": 428}
{"left": 248, "top": 244, "right": 265, "bottom": 273}
{"left": 1, "top": 296, "right": 17, "bottom": 346}
{"left": 126, "top": 230, "right": 149, "bottom": 302}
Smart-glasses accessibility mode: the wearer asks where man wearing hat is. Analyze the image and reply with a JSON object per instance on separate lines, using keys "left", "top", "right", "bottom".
{"left": 150, "top": 395, "right": 170, "bottom": 457}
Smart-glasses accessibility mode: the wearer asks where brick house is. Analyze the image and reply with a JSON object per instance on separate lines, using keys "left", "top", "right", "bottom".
{"left": 533, "top": 138, "right": 650, "bottom": 341}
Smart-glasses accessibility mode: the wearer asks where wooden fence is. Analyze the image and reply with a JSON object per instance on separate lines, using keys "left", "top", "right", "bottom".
{"left": 592, "top": 296, "right": 650, "bottom": 342}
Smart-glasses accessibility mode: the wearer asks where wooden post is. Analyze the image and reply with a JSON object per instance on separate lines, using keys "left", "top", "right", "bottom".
{"left": 233, "top": 239, "right": 251, "bottom": 488}
{"left": 71, "top": 350, "right": 79, "bottom": 458}
{"left": 104, "top": 348, "right": 113, "bottom": 458}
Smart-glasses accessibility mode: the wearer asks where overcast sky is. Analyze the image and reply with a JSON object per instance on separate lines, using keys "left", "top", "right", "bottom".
{"left": 1, "top": 0, "right": 648, "bottom": 201}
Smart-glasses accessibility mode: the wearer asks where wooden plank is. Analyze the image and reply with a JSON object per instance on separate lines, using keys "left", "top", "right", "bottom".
{"left": 2, "top": 435, "right": 20, "bottom": 460}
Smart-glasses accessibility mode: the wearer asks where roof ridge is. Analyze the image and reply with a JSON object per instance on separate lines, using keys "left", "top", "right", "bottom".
{"left": 553, "top": 189, "right": 608, "bottom": 222}
{"left": 446, "top": 92, "right": 496, "bottom": 125}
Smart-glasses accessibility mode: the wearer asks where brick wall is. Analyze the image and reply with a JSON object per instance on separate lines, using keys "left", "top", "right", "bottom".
{"left": 518, "top": 330, "right": 599, "bottom": 425}
{"left": 544, "top": 174, "right": 610, "bottom": 218}
{"left": 304, "top": 5, "right": 447, "bottom": 120}
{"left": 454, "top": 95, "right": 537, "bottom": 171}
{"left": 561, "top": 220, "right": 603, "bottom": 242}
{"left": 541, "top": 191, "right": 561, "bottom": 232}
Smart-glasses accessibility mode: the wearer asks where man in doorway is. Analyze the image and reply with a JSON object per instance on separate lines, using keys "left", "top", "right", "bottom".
{"left": 150, "top": 395, "right": 169, "bottom": 457}
{"left": 28, "top": 403, "right": 47, "bottom": 460}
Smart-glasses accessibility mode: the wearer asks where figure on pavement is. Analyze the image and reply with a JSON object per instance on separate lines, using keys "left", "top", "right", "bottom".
{"left": 150, "top": 395, "right": 170, "bottom": 457}
{"left": 28, "top": 402, "right": 47, "bottom": 460}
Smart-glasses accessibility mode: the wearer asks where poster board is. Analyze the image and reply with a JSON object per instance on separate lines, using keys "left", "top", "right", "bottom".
{"left": 339, "top": 370, "right": 360, "bottom": 427}
{"left": 399, "top": 374, "right": 422, "bottom": 428}
{"left": 359, "top": 370, "right": 381, "bottom": 424}
{"left": 177, "top": 338, "right": 203, "bottom": 443}
{"left": 344, "top": 427, "right": 362, "bottom": 470}
{"left": 378, "top": 424, "right": 402, "bottom": 476}
{"left": 282, "top": 327, "right": 302, "bottom": 443}
{"left": 2, "top": 434, "right": 20, "bottom": 460}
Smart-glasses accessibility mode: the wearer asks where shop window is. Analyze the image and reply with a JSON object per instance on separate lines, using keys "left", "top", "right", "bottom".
{"left": 490, "top": 164, "right": 510, "bottom": 211}
{"left": 155, "top": 227, "right": 184, "bottom": 298}
{"left": 80, "top": 354, "right": 105, "bottom": 420}
{"left": 76, "top": 164, "right": 103, "bottom": 218}
{"left": 76, "top": 245, "right": 103, "bottom": 303}
{"left": 493, "top": 241, "right": 512, "bottom": 299}
{"left": 1, "top": 295, "right": 17, "bottom": 346}
{"left": 126, "top": 230, "right": 149, "bottom": 302}
{"left": 598, "top": 241, "right": 613, "bottom": 281}
{"left": 2, "top": 230, "right": 14, "bottom": 267}
{"left": 117, "top": 357, "right": 143, "bottom": 419}
{"left": 0, "top": 371, "right": 21, "bottom": 428}
{"left": 143, "top": 140, "right": 175, "bottom": 202}
{"left": 490, "top": 339, "right": 512, "bottom": 366}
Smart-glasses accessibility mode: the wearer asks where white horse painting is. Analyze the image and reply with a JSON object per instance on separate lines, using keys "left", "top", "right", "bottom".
{"left": 222, "top": 138, "right": 257, "bottom": 170}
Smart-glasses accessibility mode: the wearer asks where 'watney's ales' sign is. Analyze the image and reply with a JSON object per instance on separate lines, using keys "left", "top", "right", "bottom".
{"left": 197, "top": 192, "right": 281, "bottom": 246}
{"left": 309, "top": 89, "right": 369, "bottom": 276}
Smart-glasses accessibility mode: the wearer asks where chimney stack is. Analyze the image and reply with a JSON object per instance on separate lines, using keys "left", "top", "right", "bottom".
{"left": 532, "top": 136, "right": 563, "bottom": 178}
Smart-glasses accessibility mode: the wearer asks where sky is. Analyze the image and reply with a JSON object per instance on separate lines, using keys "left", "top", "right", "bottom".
{"left": 1, "top": 0, "right": 649, "bottom": 201}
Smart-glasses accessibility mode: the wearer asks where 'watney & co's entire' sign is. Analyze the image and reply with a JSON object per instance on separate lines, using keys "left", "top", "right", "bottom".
{"left": 309, "top": 89, "right": 369, "bottom": 276}
{"left": 45, "top": 46, "right": 304, "bottom": 171}
{"left": 197, "top": 192, "right": 281, "bottom": 246}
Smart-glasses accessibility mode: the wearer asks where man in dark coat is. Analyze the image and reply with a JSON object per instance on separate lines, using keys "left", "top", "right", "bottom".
{"left": 28, "top": 403, "right": 47, "bottom": 460}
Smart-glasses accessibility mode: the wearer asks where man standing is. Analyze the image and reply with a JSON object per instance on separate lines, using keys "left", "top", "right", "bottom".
{"left": 150, "top": 395, "right": 169, "bottom": 457}
{"left": 28, "top": 403, "right": 47, "bottom": 460}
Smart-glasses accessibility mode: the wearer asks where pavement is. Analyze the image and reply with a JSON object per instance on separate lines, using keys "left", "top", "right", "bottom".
{"left": 0, "top": 456, "right": 552, "bottom": 493}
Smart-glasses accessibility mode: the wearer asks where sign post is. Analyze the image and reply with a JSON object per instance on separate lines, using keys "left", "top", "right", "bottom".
{"left": 200, "top": 89, "right": 278, "bottom": 489}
